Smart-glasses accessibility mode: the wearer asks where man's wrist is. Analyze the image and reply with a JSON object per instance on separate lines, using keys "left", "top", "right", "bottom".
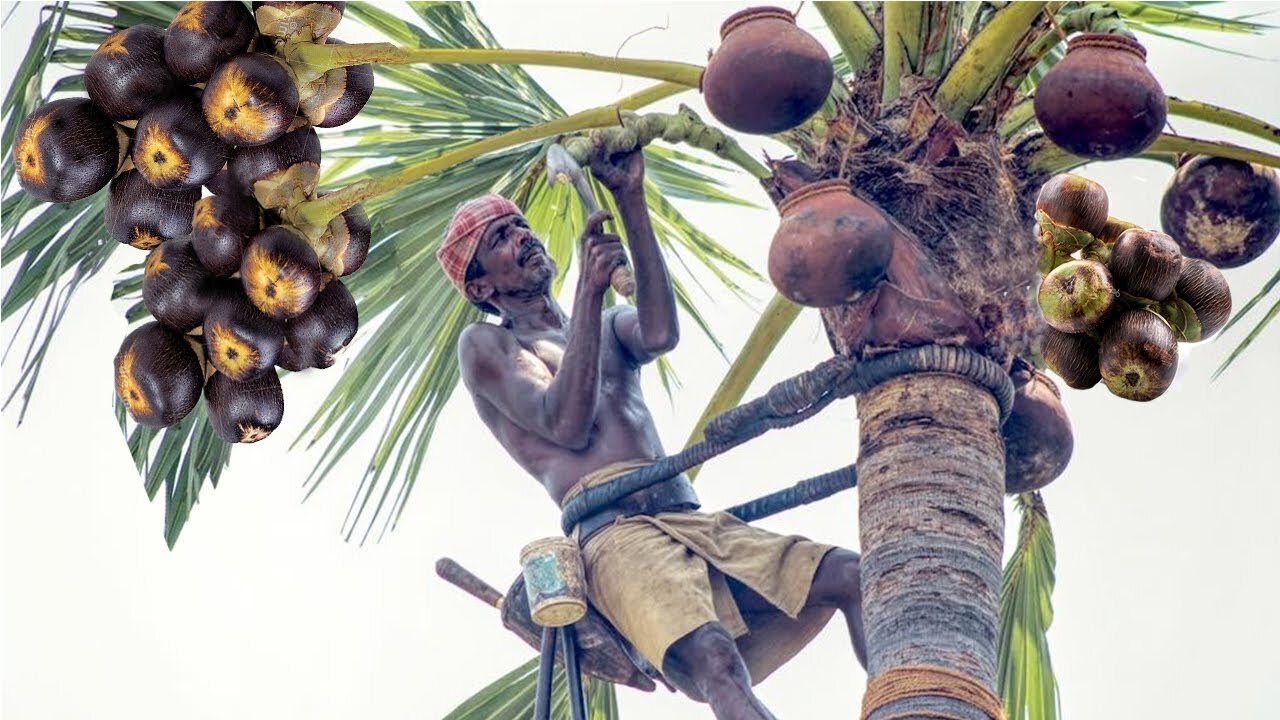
{"left": 613, "top": 185, "right": 646, "bottom": 207}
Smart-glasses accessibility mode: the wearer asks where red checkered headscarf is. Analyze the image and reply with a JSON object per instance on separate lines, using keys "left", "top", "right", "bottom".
{"left": 437, "top": 194, "right": 523, "bottom": 292}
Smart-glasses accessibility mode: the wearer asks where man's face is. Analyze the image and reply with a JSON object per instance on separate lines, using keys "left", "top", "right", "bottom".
{"left": 473, "top": 214, "right": 556, "bottom": 294}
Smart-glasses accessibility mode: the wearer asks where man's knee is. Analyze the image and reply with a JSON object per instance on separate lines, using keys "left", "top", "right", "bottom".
{"left": 808, "top": 548, "right": 862, "bottom": 607}
{"left": 667, "top": 623, "right": 750, "bottom": 688}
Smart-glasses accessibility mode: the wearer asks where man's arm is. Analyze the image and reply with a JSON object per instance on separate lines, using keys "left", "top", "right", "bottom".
{"left": 458, "top": 212, "right": 624, "bottom": 450}
{"left": 592, "top": 150, "right": 679, "bottom": 365}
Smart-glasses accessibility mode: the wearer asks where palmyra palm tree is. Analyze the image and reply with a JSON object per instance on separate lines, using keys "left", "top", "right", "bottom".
{"left": 3, "top": 2, "right": 1277, "bottom": 718}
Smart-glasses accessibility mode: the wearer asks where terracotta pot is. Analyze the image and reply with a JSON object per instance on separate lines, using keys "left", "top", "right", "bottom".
{"left": 702, "top": 6, "right": 833, "bottom": 135}
{"left": 1003, "top": 370, "right": 1073, "bottom": 494}
{"left": 1033, "top": 33, "right": 1166, "bottom": 160}
{"left": 769, "top": 180, "right": 894, "bottom": 307}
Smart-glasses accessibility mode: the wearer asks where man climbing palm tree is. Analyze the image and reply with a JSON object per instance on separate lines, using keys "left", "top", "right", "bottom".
{"left": 440, "top": 147, "right": 866, "bottom": 718}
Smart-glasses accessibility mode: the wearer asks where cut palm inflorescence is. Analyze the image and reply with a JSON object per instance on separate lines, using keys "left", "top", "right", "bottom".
{"left": 2, "top": 2, "right": 1277, "bottom": 720}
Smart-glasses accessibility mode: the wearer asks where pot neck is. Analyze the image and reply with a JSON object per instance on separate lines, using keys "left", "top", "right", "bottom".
{"left": 1067, "top": 32, "right": 1147, "bottom": 60}
{"left": 720, "top": 6, "right": 795, "bottom": 39}
{"left": 778, "top": 178, "right": 852, "bottom": 214}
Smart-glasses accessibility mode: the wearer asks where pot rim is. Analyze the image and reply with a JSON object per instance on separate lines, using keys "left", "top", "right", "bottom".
{"left": 777, "top": 178, "right": 852, "bottom": 215}
{"left": 1067, "top": 32, "right": 1147, "bottom": 60}
{"left": 720, "top": 6, "right": 795, "bottom": 40}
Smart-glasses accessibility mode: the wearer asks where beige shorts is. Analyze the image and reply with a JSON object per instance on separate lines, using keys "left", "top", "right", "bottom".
{"left": 581, "top": 508, "right": 836, "bottom": 686}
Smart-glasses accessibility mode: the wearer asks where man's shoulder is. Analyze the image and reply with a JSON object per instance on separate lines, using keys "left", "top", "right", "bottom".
{"left": 458, "top": 322, "right": 514, "bottom": 374}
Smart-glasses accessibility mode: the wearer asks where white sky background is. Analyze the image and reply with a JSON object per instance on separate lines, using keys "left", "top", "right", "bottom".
{"left": 2, "top": 2, "right": 1278, "bottom": 718}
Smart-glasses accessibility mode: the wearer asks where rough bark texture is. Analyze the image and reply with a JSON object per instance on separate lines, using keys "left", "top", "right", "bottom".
{"left": 856, "top": 373, "right": 1006, "bottom": 720}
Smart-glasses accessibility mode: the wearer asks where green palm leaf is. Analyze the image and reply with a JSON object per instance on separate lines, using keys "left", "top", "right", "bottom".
{"left": 442, "top": 656, "right": 618, "bottom": 719}
{"left": 998, "top": 492, "right": 1059, "bottom": 720}
{"left": 1, "top": 1, "right": 756, "bottom": 546}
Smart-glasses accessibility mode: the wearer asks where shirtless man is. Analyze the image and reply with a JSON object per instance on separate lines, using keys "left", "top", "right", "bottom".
{"left": 439, "top": 148, "right": 866, "bottom": 719}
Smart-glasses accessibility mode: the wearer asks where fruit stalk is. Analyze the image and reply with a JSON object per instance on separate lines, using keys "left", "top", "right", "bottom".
{"left": 1025, "top": 132, "right": 1280, "bottom": 175}
{"left": 286, "top": 42, "right": 704, "bottom": 88}
{"left": 560, "top": 107, "right": 771, "bottom": 179}
{"left": 881, "top": 2, "right": 924, "bottom": 106}
{"left": 934, "top": 2, "right": 1049, "bottom": 121}
{"left": 814, "top": 2, "right": 879, "bottom": 75}
{"left": 1166, "top": 97, "right": 1280, "bottom": 148}
{"left": 285, "top": 103, "right": 626, "bottom": 236}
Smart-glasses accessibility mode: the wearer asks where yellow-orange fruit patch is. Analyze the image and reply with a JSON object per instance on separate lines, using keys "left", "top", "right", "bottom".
{"left": 15, "top": 114, "right": 51, "bottom": 190}
{"left": 238, "top": 425, "right": 271, "bottom": 443}
{"left": 115, "top": 344, "right": 154, "bottom": 420}
{"left": 205, "top": 65, "right": 277, "bottom": 143}
{"left": 144, "top": 246, "right": 171, "bottom": 278}
{"left": 243, "top": 242, "right": 314, "bottom": 317}
{"left": 173, "top": 2, "right": 208, "bottom": 33}
{"left": 207, "top": 321, "right": 260, "bottom": 380}
{"left": 131, "top": 229, "right": 163, "bottom": 251}
{"left": 136, "top": 124, "right": 191, "bottom": 187}
{"left": 192, "top": 197, "right": 220, "bottom": 230}
{"left": 99, "top": 30, "right": 129, "bottom": 57}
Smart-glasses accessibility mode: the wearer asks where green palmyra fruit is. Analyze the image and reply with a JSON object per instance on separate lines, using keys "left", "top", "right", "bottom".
{"left": 1174, "top": 258, "right": 1232, "bottom": 339}
{"left": 1109, "top": 228, "right": 1182, "bottom": 302}
{"left": 1041, "top": 327, "right": 1101, "bottom": 390}
{"left": 1099, "top": 309, "right": 1179, "bottom": 402}
{"left": 115, "top": 321, "right": 204, "bottom": 428}
{"left": 1038, "top": 259, "right": 1116, "bottom": 334}
{"left": 13, "top": 98, "right": 122, "bottom": 203}
{"left": 1036, "top": 173, "right": 1109, "bottom": 237}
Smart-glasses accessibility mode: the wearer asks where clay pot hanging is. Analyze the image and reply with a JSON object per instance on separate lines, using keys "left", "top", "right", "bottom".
{"left": 769, "top": 179, "right": 894, "bottom": 307}
{"left": 702, "top": 6, "right": 833, "bottom": 135}
{"left": 1033, "top": 33, "right": 1166, "bottom": 160}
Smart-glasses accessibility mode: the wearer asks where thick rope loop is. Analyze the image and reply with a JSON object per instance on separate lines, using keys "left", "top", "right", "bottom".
{"left": 559, "top": 345, "right": 1014, "bottom": 535}
{"left": 861, "top": 665, "right": 1005, "bottom": 720}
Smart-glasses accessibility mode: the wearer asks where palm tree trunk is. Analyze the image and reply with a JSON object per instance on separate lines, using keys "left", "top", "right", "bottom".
{"left": 856, "top": 372, "right": 1006, "bottom": 719}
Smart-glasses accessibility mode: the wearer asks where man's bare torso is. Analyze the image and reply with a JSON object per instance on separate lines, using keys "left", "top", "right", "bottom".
{"left": 466, "top": 306, "right": 668, "bottom": 504}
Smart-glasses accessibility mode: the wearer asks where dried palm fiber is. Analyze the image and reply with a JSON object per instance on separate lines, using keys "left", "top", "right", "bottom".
{"left": 791, "top": 91, "right": 1042, "bottom": 367}
{"left": 861, "top": 665, "right": 1005, "bottom": 720}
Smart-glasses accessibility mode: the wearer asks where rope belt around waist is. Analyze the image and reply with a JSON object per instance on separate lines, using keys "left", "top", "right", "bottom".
{"left": 560, "top": 345, "right": 1014, "bottom": 536}
{"left": 861, "top": 666, "right": 1005, "bottom": 720}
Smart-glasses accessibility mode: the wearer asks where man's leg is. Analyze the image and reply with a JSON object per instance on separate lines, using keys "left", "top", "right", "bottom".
{"left": 665, "top": 622, "right": 777, "bottom": 720}
{"left": 804, "top": 548, "right": 867, "bottom": 669}
{"left": 724, "top": 547, "right": 867, "bottom": 670}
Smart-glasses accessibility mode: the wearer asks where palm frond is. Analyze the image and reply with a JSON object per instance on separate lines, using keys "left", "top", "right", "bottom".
{"left": 998, "top": 492, "right": 1060, "bottom": 720}
{"left": 442, "top": 657, "right": 618, "bottom": 720}
{"left": 1212, "top": 266, "right": 1280, "bottom": 379}
{"left": 2, "top": 1, "right": 759, "bottom": 546}
{"left": 1110, "top": 1, "right": 1274, "bottom": 33}
{"left": 289, "top": 2, "right": 759, "bottom": 542}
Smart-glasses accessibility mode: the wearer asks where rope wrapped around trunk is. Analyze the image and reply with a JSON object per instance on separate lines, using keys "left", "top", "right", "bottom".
{"left": 860, "top": 665, "right": 1005, "bottom": 720}
{"left": 559, "top": 345, "right": 1013, "bottom": 535}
